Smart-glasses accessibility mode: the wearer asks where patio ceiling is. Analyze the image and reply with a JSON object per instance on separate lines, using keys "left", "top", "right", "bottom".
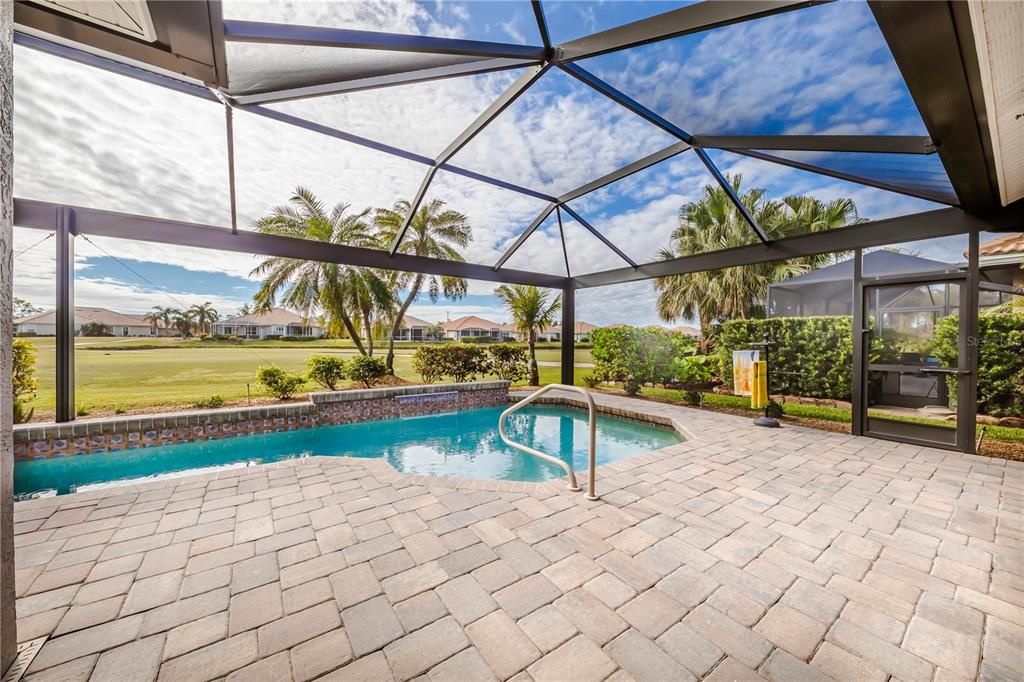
{"left": 10, "top": 0, "right": 1024, "bottom": 288}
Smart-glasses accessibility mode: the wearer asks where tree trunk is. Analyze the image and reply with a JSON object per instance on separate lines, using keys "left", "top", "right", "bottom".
{"left": 338, "top": 309, "right": 366, "bottom": 356}
{"left": 528, "top": 329, "right": 539, "bottom": 386}
{"left": 386, "top": 275, "right": 422, "bottom": 372}
{"left": 362, "top": 307, "right": 374, "bottom": 356}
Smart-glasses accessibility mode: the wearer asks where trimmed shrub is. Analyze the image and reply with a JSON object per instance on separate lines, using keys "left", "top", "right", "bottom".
{"left": 715, "top": 317, "right": 854, "bottom": 400}
{"left": 306, "top": 354, "right": 348, "bottom": 390}
{"left": 460, "top": 335, "right": 498, "bottom": 344}
{"left": 682, "top": 390, "right": 703, "bottom": 406}
{"left": 12, "top": 339, "right": 37, "bottom": 424}
{"left": 438, "top": 345, "right": 490, "bottom": 383}
{"left": 256, "top": 366, "right": 305, "bottom": 400}
{"left": 412, "top": 346, "right": 447, "bottom": 384}
{"left": 349, "top": 356, "right": 388, "bottom": 388}
{"left": 488, "top": 344, "right": 529, "bottom": 382}
{"left": 934, "top": 313, "right": 1024, "bottom": 417}
{"left": 193, "top": 395, "right": 226, "bottom": 409}
{"left": 79, "top": 321, "right": 112, "bottom": 337}
{"left": 591, "top": 326, "right": 697, "bottom": 395}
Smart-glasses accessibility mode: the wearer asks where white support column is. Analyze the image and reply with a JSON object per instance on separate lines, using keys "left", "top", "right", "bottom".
{"left": 1, "top": 1, "right": 16, "bottom": 672}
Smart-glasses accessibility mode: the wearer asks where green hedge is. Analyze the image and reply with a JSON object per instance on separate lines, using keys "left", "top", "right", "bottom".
{"left": 715, "top": 317, "right": 854, "bottom": 401}
{"left": 934, "top": 313, "right": 1024, "bottom": 418}
{"left": 591, "top": 326, "right": 697, "bottom": 395}
{"left": 411, "top": 344, "right": 527, "bottom": 384}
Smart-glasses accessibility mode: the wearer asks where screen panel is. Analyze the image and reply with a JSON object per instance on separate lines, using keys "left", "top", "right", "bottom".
{"left": 577, "top": 1, "right": 928, "bottom": 137}
{"left": 223, "top": 0, "right": 540, "bottom": 43}
{"left": 447, "top": 67, "right": 677, "bottom": 197}
{"left": 563, "top": 147, "right": 714, "bottom": 264}
{"left": 545, "top": 1, "right": 693, "bottom": 45}
{"left": 749, "top": 150, "right": 958, "bottom": 206}
{"left": 13, "top": 44, "right": 230, "bottom": 226}
{"left": 226, "top": 44, "right": 485, "bottom": 96}
{"left": 420, "top": 169, "right": 558, "bottom": 271}
{"left": 231, "top": 106, "right": 426, "bottom": 237}
{"left": 269, "top": 69, "right": 529, "bottom": 159}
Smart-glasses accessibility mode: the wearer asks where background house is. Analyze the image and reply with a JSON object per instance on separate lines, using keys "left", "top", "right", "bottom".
{"left": 211, "top": 308, "right": 322, "bottom": 339}
{"left": 441, "top": 315, "right": 502, "bottom": 340}
{"left": 393, "top": 315, "right": 434, "bottom": 341}
{"left": 14, "top": 307, "right": 159, "bottom": 337}
{"left": 976, "top": 233, "right": 1024, "bottom": 305}
{"left": 536, "top": 321, "right": 599, "bottom": 342}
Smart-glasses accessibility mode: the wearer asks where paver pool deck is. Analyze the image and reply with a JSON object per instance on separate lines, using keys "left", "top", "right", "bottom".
{"left": 10, "top": 392, "right": 1024, "bottom": 681}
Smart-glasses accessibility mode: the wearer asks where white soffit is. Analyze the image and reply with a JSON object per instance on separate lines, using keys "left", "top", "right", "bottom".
{"left": 28, "top": 0, "right": 158, "bottom": 42}
{"left": 970, "top": 0, "right": 1024, "bottom": 206}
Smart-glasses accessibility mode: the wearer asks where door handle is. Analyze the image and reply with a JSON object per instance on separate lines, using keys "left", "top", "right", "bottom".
{"left": 919, "top": 368, "right": 971, "bottom": 375}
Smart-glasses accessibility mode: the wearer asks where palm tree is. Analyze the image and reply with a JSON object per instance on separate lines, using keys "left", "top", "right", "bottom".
{"left": 170, "top": 308, "right": 193, "bottom": 337}
{"left": 188, "top": 302, "right": 219, "bottom": 335}
{"left": 236, "top": 303, "right": 252, "bottom": 317}
{"left": 344, "top": 265, "right": 393, "bottom": 356}
{"left": 250, "top": 187, "right": 386, "bottom": 356}
{"left": 374, "top": 199, "right": 472, "bottom": 371}
{"left": 495, "top": 284, "right": 561, "bottom": 386}
{"left": 142, "top": 311, "right": 162, "bottom": 335}
{"left": 144, "top": 305, "right": 175, "bottom": 336}
{"left": 655, "top": 176, "right": 861, "bottom": 340}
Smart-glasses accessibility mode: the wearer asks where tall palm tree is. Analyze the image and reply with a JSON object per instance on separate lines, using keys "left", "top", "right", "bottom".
{"left": 655, "top": 175, "right": 861, "bottom": 340}
{"left": 495, "top": 284, "right": 561, "bottom": 386}
{"left": 374, "top": 199, "right": 472, "bottom": 371}
{"left": 142, "top": 311, "right": 161, "bottom": 335}
{"left": 145, "top": 305, "right": 175, "bottom": 336}
{"left": 250, "top": 187, "right": 386, "bottom": 356}
{"left": 170, "top": 308, "right": 193, "bottom": 337}
{"left": 188, "top": 302, "right": 219, "bottom": 335}
{"left": 343, "top": 265, "right": 393, "bottom": 356}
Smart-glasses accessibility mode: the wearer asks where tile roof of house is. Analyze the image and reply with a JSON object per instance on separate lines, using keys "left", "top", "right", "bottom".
{"left": 542, "top": 321, "right": 598, "bottom": 334}
{"left": 441, "top": 315, "right": 501, "bottom": 331}
{"left": 400, "top": 315, "right": 432, "bottom": 328}
{"left": 978, "top": 232, "right": 1024, "bottom": 257}
{"left": 218, "top": 307, "right": 312, "bottom": 326}
{"left": 15, "top": 306, "right": 154, "bottom": 327}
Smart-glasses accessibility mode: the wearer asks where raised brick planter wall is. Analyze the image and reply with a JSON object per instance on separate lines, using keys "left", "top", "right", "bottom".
{"left": 13, "top": 381, "right": 510, "bottom": 460}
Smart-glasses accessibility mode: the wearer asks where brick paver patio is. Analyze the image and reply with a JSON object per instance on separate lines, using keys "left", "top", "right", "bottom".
{"left": 11, "top": 393, "right": 1024, "bottom": 681}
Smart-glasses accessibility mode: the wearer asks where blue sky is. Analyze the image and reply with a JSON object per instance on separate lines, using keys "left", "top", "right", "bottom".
{"left": 12, "top": 0, "right": 964, "bottom": 327}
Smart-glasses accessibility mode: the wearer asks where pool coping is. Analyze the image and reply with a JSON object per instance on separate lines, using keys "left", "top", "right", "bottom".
{"left": 13, "top": 394, "right": 704, "bottom": 510}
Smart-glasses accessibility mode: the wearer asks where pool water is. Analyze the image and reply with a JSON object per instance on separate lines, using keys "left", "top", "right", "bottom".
{"left": 14, "top": 405, "right": 682, "bottom": 499}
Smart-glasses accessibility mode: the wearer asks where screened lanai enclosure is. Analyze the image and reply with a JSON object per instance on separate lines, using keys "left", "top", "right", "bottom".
{"left": 4, "top": 0, "right": 1024, "bottom": 675}
{"left": 7, "top": 0, "right": 1024, "bottom": 441}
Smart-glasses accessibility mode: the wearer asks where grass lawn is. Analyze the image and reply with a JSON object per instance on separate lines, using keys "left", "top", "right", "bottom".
{"left": 21, "top": 338, "right": 594, "bottom": 415}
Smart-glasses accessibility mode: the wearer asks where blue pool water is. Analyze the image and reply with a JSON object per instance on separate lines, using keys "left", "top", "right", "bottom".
{"left": 14, "top": 405, "right": 682, "bottom": 499}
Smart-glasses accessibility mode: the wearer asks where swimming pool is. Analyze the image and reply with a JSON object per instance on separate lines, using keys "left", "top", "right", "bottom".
{"left": 14, "top": 405, "right": 682, "bottom": 499}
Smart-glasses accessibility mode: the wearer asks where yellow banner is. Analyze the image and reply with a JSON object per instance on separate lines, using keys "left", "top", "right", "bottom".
{"left": 732, "top": 350, "right": 760, "bottom": 397}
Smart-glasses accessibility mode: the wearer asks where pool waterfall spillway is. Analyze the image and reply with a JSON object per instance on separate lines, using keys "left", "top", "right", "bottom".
{"left": 394, "top": 391, "right": 460, "bottom": 417}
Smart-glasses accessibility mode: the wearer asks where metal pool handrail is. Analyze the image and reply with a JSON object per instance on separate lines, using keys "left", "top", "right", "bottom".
{"left": 498, "top": 384, "right": 599, "bottom": 501}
